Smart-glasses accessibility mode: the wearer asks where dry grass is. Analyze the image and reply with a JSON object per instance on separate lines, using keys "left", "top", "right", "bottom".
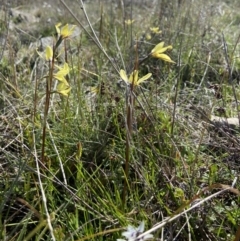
{"left": 0, "top": 0, "right": 240, "bottom": 240}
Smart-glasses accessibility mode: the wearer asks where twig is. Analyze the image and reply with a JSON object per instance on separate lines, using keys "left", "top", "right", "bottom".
{"left": 137, "top": 183, "right": 239, "bottom": 240}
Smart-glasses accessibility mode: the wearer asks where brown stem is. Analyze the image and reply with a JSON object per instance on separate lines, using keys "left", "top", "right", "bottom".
{"left": 122, "top": 88, "right": 134, "bottom": 208}
{"left": 41, "top": 54, "right": 55, "bottom": 165}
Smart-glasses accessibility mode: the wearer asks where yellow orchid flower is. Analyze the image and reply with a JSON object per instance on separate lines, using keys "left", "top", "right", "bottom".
{"left": 53, "top": 63, "right": 71, "bottom": 96}
{"left": 53, "top": 62, "right": 71, "bottom": 96}
{"left": 55, "top": 23, "right": 62, "bottom": 34}
{"left": 150, "top": 27, "right": 162, "bottom": 34}
{"left": 125, "top": 19, "right": 135, "bottom": 25}
{"left": 36, "top": 45, "right": 53, "bottom": 61}
{"left": 120, "top": 69, "right": 152, "bottom": 86}
{"left": 57, "top": 82, "right": 71, "bottom": 96}
{"left": 54, "top": 75, "right": 69, "bottom": 85}
{"left": 45, "top": 45, "right": 53, "bottom": 61}
{"left": 54, "top": 63, "right": 70, "bottom": 81}
{"left": 146, "top": 33, "right": 151, "bottom": 40}
{"left": 151, "top": 42, "right": 175, "bottom": 63}
{"left": 55, "top": 23, "right": 75, "bottom": 39}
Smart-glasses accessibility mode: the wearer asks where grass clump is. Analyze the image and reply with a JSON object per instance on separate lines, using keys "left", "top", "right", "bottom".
{"left": 0, "top": 0, "right": 240, "bottom": 240}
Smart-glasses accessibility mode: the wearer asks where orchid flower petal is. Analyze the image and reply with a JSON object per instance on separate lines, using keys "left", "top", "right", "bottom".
{"left": 137, "top": 73, "right": 152, "bottom": 85}
{"left": 45, "top": 45, "right": 53, "bottom": 61}
{"left": 120, "top": 69, "right": 130, "bottom": 83}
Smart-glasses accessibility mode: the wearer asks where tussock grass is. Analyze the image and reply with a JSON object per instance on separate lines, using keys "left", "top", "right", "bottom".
{"left": 0, "top": 0, "right": 240, "bottom": 240}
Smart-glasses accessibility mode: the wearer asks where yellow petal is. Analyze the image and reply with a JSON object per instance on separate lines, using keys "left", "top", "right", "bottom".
{"left": 57, "top": 82, "right": 71, "bottom": 96}
{"left": 54, "top": 73, "right": 65, "bottom": 81}
{"left": 120, "top": 69, "right": 129, "bottom": 83}
{"left": 125, "top": 19, "right": 135, "bottom": 25}
{"left": 158, "top": 46, "right": 172, "bottom": 54}
{"left": 154, "top": 53, "right": 175, "bottom": 63}
{"left": 129, "top": 72, "right": 134, "bottom": 83}
{"left": 57, "top": 82, "right": 69, "bottom": 90}
{"left": 61, "top": 24, "right": 75, "bottom": 38}
{"left": 146, "top": 33, "right": 152, "bottom": 40}
{"left": 55, "top": 63, "right": 70, "bottom": 77}
{"left": 61, "top": 24, "right": 70, "bottom": 37}
{"left": 55, "top": 23, "right": 62, "bottom": 34}
{"left": 150, "top": 27, "right": 162, "bottom": 34}
{"left": 132, "top": 70, "right": 139, "bottom": 85}
{"left": 57, "top": 87, "right": 71, "bottom": 96}
{"left": 137, "top": 73, "right": 152, "bottom": 85}
{"left": 150, "top": 27, "right": 158, "bottom": 31}
{"left": 151, "top": 42, "right": 165, "bottom": 53}
{"left": 45, "top": 45, "right": 53, "bottom": 61}
{"left": 151, "top": 42, "right": 173, "bottom": 54}
{"left": 54, "top": 74, "right": 69, "bottom": 84}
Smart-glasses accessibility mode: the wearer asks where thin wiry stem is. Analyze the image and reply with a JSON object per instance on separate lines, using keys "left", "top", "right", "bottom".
{"left": 47, "top": 121, "right": 67, "bottom": 186}
{"left": 41, "top": 58, "right": 54, "bottom": 165}
{"left": 122, "top": 88, "right": 133, "bottom": 207}
{"left": 33, "top": 126, "right": 56, "bottom": 241}
{"left": 115, "top": 27, "right": 126, "bottom": 71}
{"left": 171, "top": 36, "right": 182, "bottom": 136}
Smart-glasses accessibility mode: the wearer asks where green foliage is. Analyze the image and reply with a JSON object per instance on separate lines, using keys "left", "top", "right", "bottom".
{"left": 0, "top": 0, "right": 240, "bottom": 240}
